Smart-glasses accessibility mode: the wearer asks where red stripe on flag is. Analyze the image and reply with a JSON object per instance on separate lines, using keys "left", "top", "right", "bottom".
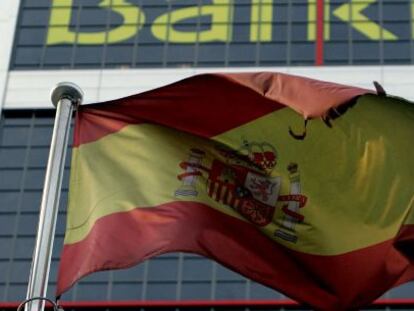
{"left": 57, "top": 202, "right": 414, "bottom": 310}
{"left": 74, "top": 73, "right": 371, "bottom": 147}
{"left": 74, "top": 74, "right": 283, "bottom": 147}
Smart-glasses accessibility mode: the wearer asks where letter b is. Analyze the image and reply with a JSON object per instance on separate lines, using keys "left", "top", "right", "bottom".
{"left": 47, "top": 0, "right": 145, "bottom": 45}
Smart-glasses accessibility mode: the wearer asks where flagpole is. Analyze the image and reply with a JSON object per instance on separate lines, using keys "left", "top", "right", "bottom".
{"left": 24, "top": 82, "right": 83, "bottom": 311}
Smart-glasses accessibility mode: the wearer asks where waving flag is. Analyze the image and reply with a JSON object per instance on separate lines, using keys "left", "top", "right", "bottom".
{"left": 57, "top": 72, "right": 414, "bottom": 311}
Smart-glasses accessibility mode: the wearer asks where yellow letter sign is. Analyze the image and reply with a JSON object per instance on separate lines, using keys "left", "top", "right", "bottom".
{"left": 333, "top": 0, "right": 397, "bottom": 40}
{"left": 250, "top": 0, "right": 273, "bottom": 42}
{"left": 152, "top": 0, "right": 233, "bottom": 43}
{"left": 47, "top": 0, "right": 145, "bottom": 45}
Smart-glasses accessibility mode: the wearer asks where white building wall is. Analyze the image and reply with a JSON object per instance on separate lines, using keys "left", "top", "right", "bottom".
{"left": 3, "top": 65, "right": 414, "bottom": 109}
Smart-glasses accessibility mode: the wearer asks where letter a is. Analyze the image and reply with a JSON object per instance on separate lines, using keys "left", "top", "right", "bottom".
{"left": 47, "top": 0, "right": 145, "bottom": 45}
{"left": 152, "top": 0, "right": 233, "bottom": 43}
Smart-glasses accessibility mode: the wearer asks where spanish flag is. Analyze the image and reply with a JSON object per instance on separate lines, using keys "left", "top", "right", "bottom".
{"left": 57, "top": 73, "right": 414, "bottom": 310}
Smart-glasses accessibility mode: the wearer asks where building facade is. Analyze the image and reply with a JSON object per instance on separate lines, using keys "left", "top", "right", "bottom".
{"left": 0, "top": 1, "right": 414, "bottom": 310}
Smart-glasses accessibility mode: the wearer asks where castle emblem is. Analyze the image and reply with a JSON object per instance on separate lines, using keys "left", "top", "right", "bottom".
{"left": 175, "top": 140, "right": 307, "bottom": 243}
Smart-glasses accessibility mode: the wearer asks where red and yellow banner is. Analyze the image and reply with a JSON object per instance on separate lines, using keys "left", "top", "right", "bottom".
{"left": 57, "top": 73, "right": 414, "bottom": 311}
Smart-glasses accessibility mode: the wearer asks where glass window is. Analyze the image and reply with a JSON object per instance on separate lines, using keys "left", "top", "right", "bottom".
{"left": 0, "top": 192, "right": 20, "bottom": 212}
{"left": 215, "top": 281, "right": 247, "bottom": 300}
{"left": 182, "top": 258, "right": 212, "bottom": 281}
{"left": 14, "top": 236, "right": 35, "bottom": 259}
{"left": 21, "top": 191, "right": 42, "bottom": 212}
{"left": 386, "top": 282, "right": 414, "bottom": 298}
{"left": 250, "top": 282, "right": 283, "bottom": 299}
{"left": 147, "top": 258, "right": 178, "bottom": 281}
{"left": 17, "top": 214, "right": 39, "bottom": 235}
{"left": 76, "top": 283, "right": 109, "bottom": 300}
{"left": 24, "top": 169, "right": 46, "bottom": 190}
{"left": 1, "top": 127, "right": 30, "bottom": 146}
{"left": 384, "top": 41, "right": 411, "bottom": 64}
{"left": 111, "top": 282, "right": 143, "bottom": 300}
{"left": 10, "top": 260, "right": 31, "bottom": 282}
{"left": 0, "top": 170, "right": 23, "bottom": 190}
{"left": 0, "top": 261, "right": 11, "bottom": 283}
{"left": 74, "top": 46, "right": 104, "bottom": 66}
{"left": 43, "top": 46, "right": 74, "bottom": 67}
{"left": 0, "top": 237, "right": 13, "bottom": 259}
{"left": 31, "top": 126, "right": 53, "bottom": 146}
{"left": 20, "top": 9, "right": 51, "bottom": 27}
{"left": 5, "top": 284, "right": 27, "bottom": 301}
{"left": 17, "top": 28, "right": 47, "bottom": 46}
{"left": 217, "top": 265, "right": 245, "bottom": 282}
{"left": 0, "top": 148, "right": 26, "bottom": 168}
{"left": 146, "top": 282, "right": 177, "bottom": 300}
{"left": 28, "top": 148, "right": 49, "bottom": 168}
{"left": 112, "top": 265, "right": 145, "bottom": 282}
{"left": 181, "top": 282, "right": 212, "bottom": 300}
{"left": 10, "top": 0, "right": 414, "bottom": 69}
{"left": 22, "top": 0, "right": 51, "bottom": 8}
{"left": 106, "top": 45, "right": 134, "bottom": 66}
{"left": 135, "top": 44, "right": 164, "bottom": 66}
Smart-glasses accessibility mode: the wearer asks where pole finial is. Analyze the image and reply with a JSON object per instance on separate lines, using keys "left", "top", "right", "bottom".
{"left": 51, "top": 82, "right": 84, "bottom": 108}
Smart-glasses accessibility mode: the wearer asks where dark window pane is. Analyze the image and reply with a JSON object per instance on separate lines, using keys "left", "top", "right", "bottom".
{"left": 1, "top": 127, "right": 30, "bottom": 146}
{"left": 24, "top": 169, "right": 45, "bottom": 190}
{"left": 182, "top": 259, "right": 212, "bottom": 281}
{"left": 28, "top": 148, "right": 48, "bottom": 168}
{"left": 6, "top": 284, "right": 27, "bottom": 301}
{"left": 23, "top": 0, "right": 51, "bottom": 8}
{"left": 136, "top": 45, "right": 164, "bottom": 64}
{"left": 215, "top": 281, "right": 246, "bottom": 299}
{"left": 31, "top": 127, "right": 53, "bottom": 146}
{"left": 112, "top": 265, "right": 145, "bottom": 282}
{"left": 10, "top": 260, "right": 31, "bottom": 282}
{"left": 146, "top": 282, "right": 176, "bottom": 300}
{"left": 0, "top": 262, "right": 10, "bottom": 282}
{"left": 17, "top": 214, "right": 39, "bottom": 235}
{"left": 0, "top": 237, "right": 13, "bottom": 259}
{"left": 0, "top": 148, "right": 26, "bottom": 168}
{"left": 216, "top": 265, "right": 244, "bottom": 281}
{"left": 386, "top": 282, "right": 414, "bottom": 298}
{"left": 20, "top": 9, "right": 50, "bottom": 26}
{"left": 228, "top": 43, "right": 256, "bottom": 63}
{"left": 250, "top": 282, "right": 282, "bottom": 299}
{"left": 147, "top": 258, "right": 178, "bottom": 281}
{"left": 181, "top": 282, "right": 211, "bottom": 300}
{"left": 21, "top": 191, "right": 42, "bottom": 211}
{"left": 43, "top": 46, "right": 73, "bottom": 66}
{"left": 74, "top": 45, "right": 104, "bottom": 65}
{"left": 166, "top": 45, "right": 195, "bottom": 65}
{"left": 17, "top": 28, "right": 47, "bottom": 45}
{"left": 106, "top": 45, "right": 134, "bottom": 65}
{"left": 111, "top": 283, "right": 143, "bottom": 300}
{"left": 76, "top": 283, "right": 109, "bottom": 300}
{"left": 14, "top": 236, "right": 35, "bottom": 259}
{"left": 0, "top": 170, "right": 23, "bottom": 190}
{"left": 0, "top": 192, "right": 20, "bottom": 212}
{"left": 198, "top": 43, "right": 226, "bottom": 63}
{"left": 79, "top": 270, "right": 110, "bottom": 283}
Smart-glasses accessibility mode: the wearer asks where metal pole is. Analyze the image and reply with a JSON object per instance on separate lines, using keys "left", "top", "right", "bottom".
{"left": 25, "top": 82, "right": 83, "bottom": 311}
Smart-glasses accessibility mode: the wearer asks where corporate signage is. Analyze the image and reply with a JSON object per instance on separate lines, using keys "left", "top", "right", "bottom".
{"left": 12, "top": 0, "right": 414, "bottom": 69}
{"left": 46, "top": 0, "right": 413, "bottom": 45}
